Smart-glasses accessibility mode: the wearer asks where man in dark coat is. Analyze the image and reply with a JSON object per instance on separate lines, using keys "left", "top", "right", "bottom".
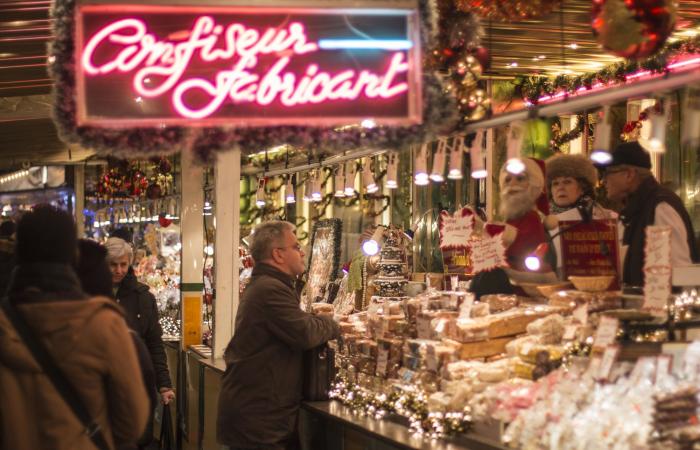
{"left": 217, "top": 220, "right": 339, "bottom": 450}
{"left": 601, "top": 141, "right": 698, "bottom": 286}
{"left": 106, "top": 237, "right": 174, "bottom": 449}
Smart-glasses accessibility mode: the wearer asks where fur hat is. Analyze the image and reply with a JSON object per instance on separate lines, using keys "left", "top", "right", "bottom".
{"left": 545, "top": 153, "right": 597, "bottom": 198}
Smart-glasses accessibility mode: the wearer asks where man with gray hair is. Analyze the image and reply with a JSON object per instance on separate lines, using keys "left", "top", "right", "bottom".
{"left": 106, "top": 237, "right": 174, "bottom": 449}
{"left": 600, "top": 141, "right": 698, "bottom": 286}
{"left": 217, "top": 220, "right": 339, "bottom": 450}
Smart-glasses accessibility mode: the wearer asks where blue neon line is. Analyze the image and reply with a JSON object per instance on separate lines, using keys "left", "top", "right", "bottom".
{"left": 317, "top": 39, "right": 413, "bottom": 50}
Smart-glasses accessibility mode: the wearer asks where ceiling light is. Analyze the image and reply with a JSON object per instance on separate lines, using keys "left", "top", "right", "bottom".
{"left": 569, "top": 43, "right": 578, "bottom": 49}
{"left": 311, "top": 170, "right": 323, "bottom": 202}
{"left": 591, "top": 105, "right": 612, "bottom": 165}
{"left": 414, "top": 144, "right": 429, "bottom": 185}
{"left": 470, "top": 130, "right": 487, "bottom": 179}
{"left": 386, "top": 152, "right": 398, "bottom": 189}
{"left": 448, "top": 136, "right": 464, "bottom": 180}
{"left": 361, "top": 118, "right": 376, "bottom": 129}
{"left": 344, "top": 162, "right": 356, "bottom": 196}
{"left": 363, "top": 157, "right": 379, "bottom": 194}
{"left": 430, "top": 139, "right": 447, "bottom": 182}
{"left": 285, "top": 176, "right": 296, "bottom": 204}
{"left": 334, "top": 166, "right": 346, "bottom": 197}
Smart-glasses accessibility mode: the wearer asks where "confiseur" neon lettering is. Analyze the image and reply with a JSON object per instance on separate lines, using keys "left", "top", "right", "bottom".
{"left": 81, "top": 16, "right": 409, "bottom": 119}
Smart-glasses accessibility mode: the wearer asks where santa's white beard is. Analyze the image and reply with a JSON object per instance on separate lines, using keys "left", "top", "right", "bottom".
{"left": 500, "top": 187, "right": 537, "bottom": 221}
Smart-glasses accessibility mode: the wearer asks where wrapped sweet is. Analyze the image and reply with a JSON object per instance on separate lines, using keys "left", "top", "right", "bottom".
{"left": 526, "top": 314, "right": 565, "bottom": 345}
{"left": 483, "top": 294, "right": 519, "bottom": 313}
{"left": 454, "top": 319, "right": 489, "bottom": 343}
{"left": 471, "top": 302, "right": 490, "bottom": 318}
{"left": 311, "top": 302, "right": 334, "bottom": 314}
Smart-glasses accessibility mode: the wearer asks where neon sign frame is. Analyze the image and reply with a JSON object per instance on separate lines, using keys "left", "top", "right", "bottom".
{"left": 75, "top": 4, "right": 422, "bottom": 128}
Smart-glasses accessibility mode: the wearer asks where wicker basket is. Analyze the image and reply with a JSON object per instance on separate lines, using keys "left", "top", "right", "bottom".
{"left": 568, "top": 275, "right": 615, "bottom": 292}
{"left": 537, "top": 282, "right": 574, "bottom": 298}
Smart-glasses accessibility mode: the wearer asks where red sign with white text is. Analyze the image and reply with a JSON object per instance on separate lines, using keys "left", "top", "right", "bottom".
{"left": 75, "top": 5, "right": 422, "bottom": 127}
{"left": 560, "top": 219, "right": 620, "bottom": 289}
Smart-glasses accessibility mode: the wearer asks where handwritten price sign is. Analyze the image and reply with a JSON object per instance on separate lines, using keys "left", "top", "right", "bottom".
{"left": 643, "top": 226, "right": 671, "bottom": 312}
{"left": 439, "top": 207, "right": 475, "bottom": 275}
{"left": 471, "top": 229, "right": 508, "bottom": 273}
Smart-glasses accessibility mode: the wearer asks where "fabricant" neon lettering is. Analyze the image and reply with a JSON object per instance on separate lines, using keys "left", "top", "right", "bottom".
{"left": 81, "top": 16, "right": 410, "bottom": 118}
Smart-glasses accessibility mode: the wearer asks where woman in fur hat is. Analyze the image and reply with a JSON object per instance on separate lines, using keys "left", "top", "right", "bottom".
{"left": 545, "top": 153, "right": 621, "bottom": 280}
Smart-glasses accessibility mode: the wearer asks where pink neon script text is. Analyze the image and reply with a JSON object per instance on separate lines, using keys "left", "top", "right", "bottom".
{"left": 81, "top": 16, "right": 410, "bottom": 118}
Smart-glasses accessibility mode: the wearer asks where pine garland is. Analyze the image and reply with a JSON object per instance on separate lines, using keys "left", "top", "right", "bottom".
{"left": 515, "top": 35, "right": 700, "bottom": 105}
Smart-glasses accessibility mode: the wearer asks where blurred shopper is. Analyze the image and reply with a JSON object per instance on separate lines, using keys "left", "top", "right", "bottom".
{"left": 0, "top": 205, "right": 148, "bottom": 450}
{"left": 75, "top": 239, "right": 157, "bottom": 414}
{"left": 217, "top": 220, "right": 339, "bottom": 450}
{"left": 0, "top": 219, "right": 16, "bottom": 295}
{"left": 600, "top": 142, "right": 698, "bottom": 286}
{"left": 545, "top": 153, "right": 620, "bottom": 279}
{"left": 105, "top": 237, "right": 174, "bottom": 449}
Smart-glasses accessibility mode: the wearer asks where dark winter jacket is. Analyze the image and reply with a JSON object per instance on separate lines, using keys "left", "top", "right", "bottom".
{"left": 217, "top": 263, "right": 340, "bottom": 448}
{"left": 115, "top": 269, "right": 172, "bottom": 390}
{"left": 0, "top": 238, "right": 14, "bottom": 296}
{"left": 621, "top": 176, "right": 699, "bottom": 286}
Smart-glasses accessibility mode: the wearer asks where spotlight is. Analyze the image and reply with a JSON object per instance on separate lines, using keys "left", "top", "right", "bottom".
{"left": 334, "top": 166, "right": 346, "bottom": 197}
{"left": 386, "top": 152, "right": 399, "bottom": 189}
{"left": 524, "top": 243, "right": 549, "bottom": 272}
{"left": 363, "top": 157, "right": 379, "bottom": 193}
{"left": 646, "top": 98, "right": 669, "bottom": 153}
{"left": 470, "top": 130, "right": 487, "bottom": 179}
{"left": 448, "top": 136, "right": 465, "bottom": 180}
{"left": 344, "top": 162, "right": 357, "bottom": 196}
{"left": 255, "top": 178, "right": 266, "bottom": 208}
{"left": 591, "top": 105, "right": 612, "bottom": 165}
{"left": 285, "top": 175, "right": 296, "bottom": 204}
{"left": 505, "top": 158, "right": 526, "bottom": 175}
{"left": 414, "top": 143, "right": 429, "bottom": 185}
{"left": 506, "top": 120, "right": 525, "bottom": 170}
{"left": 311, "top": 170, "right": 322, "bottom": 202}
{"left": 430, "top": 139, "right": 447, "bottom": 182}
{"left": 361, "top": 225, "right": 385, "bottom": 256}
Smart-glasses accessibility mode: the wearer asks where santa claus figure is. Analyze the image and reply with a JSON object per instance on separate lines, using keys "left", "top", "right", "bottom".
{"left": 471, "top": 158, "right": 557, "bottom": 298}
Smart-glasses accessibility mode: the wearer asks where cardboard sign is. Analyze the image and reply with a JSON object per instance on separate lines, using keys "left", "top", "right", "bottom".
{"left": 559, "top": 219, "right": 620, "bottom": 289}
{"left": 439, "top": 207, "right": 475, "bottom": 275}
{"left": 593, "top": 316, "right": 619, "bottom": 349}
{"left": 643, "top": 226, "right": 672, "bottom": 312}
{"left": 472, "top": 230, "right": 508, "bottom": 274}
{"left": 75, "top": 4, "right": 422, "bottom": 127}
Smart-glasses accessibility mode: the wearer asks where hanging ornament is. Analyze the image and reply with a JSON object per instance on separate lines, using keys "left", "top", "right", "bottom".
{"left": 430, "top": 4, "right": 483, "bottom": 71}
{"left": 456, "top": 0, "right": 561, "bottom": 22}
{"left": 467, "top": 89, "right": 490, "bottom": 121}
{"left": 591, "top": 0, "right": 676, "bottom": 60}
{"left": 158, "top": 212, "right": 173, "bottom": 228}
{"left": 455, "top": 55, "right": 483, "bottom": 89}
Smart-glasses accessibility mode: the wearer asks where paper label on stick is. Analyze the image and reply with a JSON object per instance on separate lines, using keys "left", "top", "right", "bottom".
{"left": 573, "top": 304, "right": 588, "bottom": 326}
{"left": 597, "top": 345, "right": 619, "bottom": 381}
{"left": 376, "top": 347, "right": 389, "bottom": 377}
{"left": 563, "top": 325, "right": 578, "bottom": 341}
{"left": 643, "top": 226, "right": 672, "bottom": 312}
{"left": 593, "top": 316, "right": 619, "bottom": 349}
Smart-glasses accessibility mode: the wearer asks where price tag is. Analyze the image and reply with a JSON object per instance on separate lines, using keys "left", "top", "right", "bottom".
{"left": 416, "top": 316, "right": 433, "bottom": 339}
{"left": 458, "top": 293, "right": 475, "bottom": 320}
{"left": 520, "top": 341, "right": 534, "bottom": 357}
{"left": 426, "top": 345, "right": 438, "bottom": 372}
{"left": 376, "top": 346, "right": 389, "bottom": 377}
{"left": 596, "top": 345, "right": 619, "bottom": 381}
{"left": 573, "top": 304, "right": 588, "bottom": 326}
{"left": 593, "top": 316, "right": 619, "bottom": 349}
{"left": 563, "top": 325, "right": 578, "bottom": 341}
{"left": 472, "top": 232, "right": 508, "bottom": 273}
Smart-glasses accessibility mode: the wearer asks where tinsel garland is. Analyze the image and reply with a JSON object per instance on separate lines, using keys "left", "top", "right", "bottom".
{"left": 49, "top": 0, "right": 459, "bottom": 162}
{"left": 329, "top": 375, "right": 472, "bottom": 438}
{"left": 516, "top": 35, "right": 700, "bottom": 105}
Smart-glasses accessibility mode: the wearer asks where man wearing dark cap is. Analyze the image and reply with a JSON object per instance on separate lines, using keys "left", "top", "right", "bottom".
{"left": 601, "top": 142, "right": 698, "bottom": 286}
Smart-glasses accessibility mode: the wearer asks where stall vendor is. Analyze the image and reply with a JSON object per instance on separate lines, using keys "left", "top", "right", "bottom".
{"left": 545, "top": 153, "right": 620, "bottom": 280}
{"left": 599, "top": 142, "right": 698, "bottom": 286}
{"left": 470, "top": 157, "right": 557, "bottom": 298}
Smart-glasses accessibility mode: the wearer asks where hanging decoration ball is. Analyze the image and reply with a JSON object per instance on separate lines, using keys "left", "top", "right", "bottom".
{"left": 429, "top": 6, "right": 483, "bottom": 71}
{"left": 456, "top": 0, "right": 562, "bottom": 22}
{"left": 455, "top": 55, "right": 483, "bottom": 88}
{"left": 591, "top": 0, "right": 676, "bottom": 60}
{"left": 158, "top": 213, "right": 173, "bottom": 228}
{"left": 467, "top": 89, "right": 491, "bottom": 121}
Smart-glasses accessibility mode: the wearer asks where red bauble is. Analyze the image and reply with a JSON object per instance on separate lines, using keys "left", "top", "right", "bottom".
{"left": 158, "top": 213, "right": 172, "bottom": 228}
{"left": 591, "top": 0, "right": 676, "bottom": 60}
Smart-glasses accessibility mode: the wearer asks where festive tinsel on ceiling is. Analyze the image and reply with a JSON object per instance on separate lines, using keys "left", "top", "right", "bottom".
{"left": 514, "top": 35, "right": 700, "bottom": 105}
{"left": 49, "top": 0, "right": 460, "bottom": 163}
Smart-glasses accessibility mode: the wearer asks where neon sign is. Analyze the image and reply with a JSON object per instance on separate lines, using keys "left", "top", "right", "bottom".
{"left": 75, "top": 5, "right": 422, "bottom": 127}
